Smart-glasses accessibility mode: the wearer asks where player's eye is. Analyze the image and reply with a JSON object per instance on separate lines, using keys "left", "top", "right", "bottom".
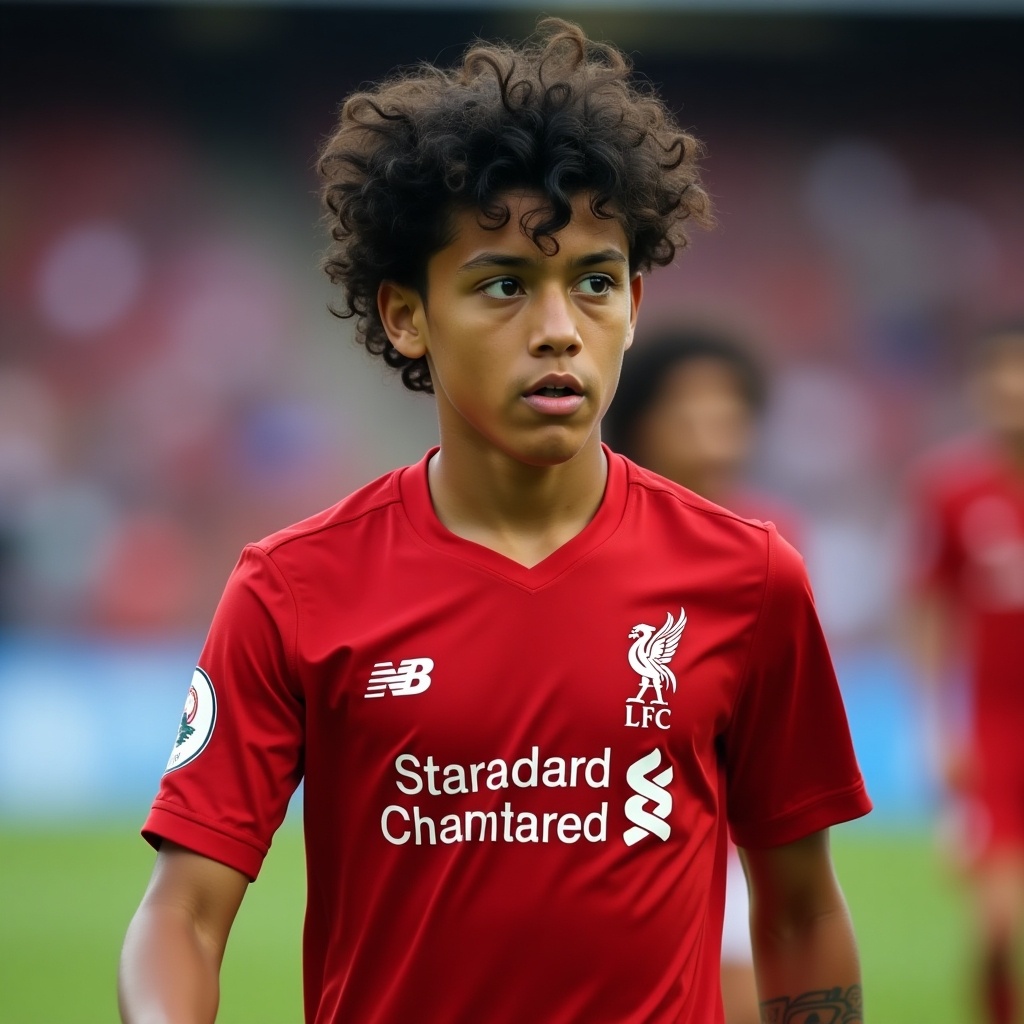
{"left": 480, "top": 277, "right": 523, "bottom": 298}
{"left": 576, "top": 274, "right": 614, "bottom": 296}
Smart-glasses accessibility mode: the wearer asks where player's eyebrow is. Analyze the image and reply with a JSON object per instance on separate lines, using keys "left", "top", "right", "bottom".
{"left": 571, "top": 249, "right": 628, "bottom": 269}
{"left": 458, "top": 248, "right": 628, "bottom": 273}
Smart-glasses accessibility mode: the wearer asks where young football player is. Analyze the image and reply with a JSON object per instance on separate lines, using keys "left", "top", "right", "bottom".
{"left": 120, "top": 19, "right": 870, "bottom": 1023}
{"left": 906, "top": 320, "right": 1024, "bottom": 1024}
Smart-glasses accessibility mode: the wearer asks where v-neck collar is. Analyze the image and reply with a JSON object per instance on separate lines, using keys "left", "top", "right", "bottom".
{"left": 397, "top": 445, "right": 629, "bottom": 590}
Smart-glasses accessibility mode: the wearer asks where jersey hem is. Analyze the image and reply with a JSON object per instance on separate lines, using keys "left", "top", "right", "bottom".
{"left": 142, "top": 802, "right": 269, "bottom": 881}
{"left": 730, "top": 777, "right": 872, "bottom": 849}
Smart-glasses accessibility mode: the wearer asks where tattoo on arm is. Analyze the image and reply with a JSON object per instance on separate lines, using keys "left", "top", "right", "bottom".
{"left": 760, "top": 984, "right": 863, "bottom": 1024}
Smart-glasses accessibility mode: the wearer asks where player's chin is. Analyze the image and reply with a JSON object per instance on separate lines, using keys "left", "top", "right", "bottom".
{"left": 513, "top": 425, "right": 598, "bottom": 467}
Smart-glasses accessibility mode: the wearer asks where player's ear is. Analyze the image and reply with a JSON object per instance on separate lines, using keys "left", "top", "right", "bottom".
{"left": 624, "top": 272, "right": 644, "bottom": 351}
{"left": 378, "top": 280, "right": 427, "bottom": 360}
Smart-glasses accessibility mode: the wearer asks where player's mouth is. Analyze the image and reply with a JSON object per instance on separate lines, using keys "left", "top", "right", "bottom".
{"left": 522, "top": 375, "right": 586, "bottom": 416}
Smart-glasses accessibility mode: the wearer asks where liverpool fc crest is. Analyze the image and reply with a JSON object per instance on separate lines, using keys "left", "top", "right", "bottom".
{"left": 624, "top": 609, "right": 686, "bottom": 730}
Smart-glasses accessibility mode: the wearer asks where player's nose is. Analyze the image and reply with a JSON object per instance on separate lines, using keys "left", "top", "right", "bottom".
{"left": 528, "top": 285, "right": 582, "bottom": 357}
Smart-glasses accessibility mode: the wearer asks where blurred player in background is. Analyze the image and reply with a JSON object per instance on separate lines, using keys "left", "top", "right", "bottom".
{"left": 905, "top": 320, "right": 1024, "bottom": 1024}
{"left": 119, "top": 19, "right": 870, "bottom": 1024}
{"left": 604, "top": 328, "right": 802, "bottom": 541}
{"left": 605, "top": 328, "right": 803, "bottom": 1024}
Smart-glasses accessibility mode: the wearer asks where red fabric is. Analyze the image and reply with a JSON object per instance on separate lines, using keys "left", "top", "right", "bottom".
{"left": 144, "top": 448, "right": 869, "bottom": 1024}
{"left": 907, "top": 437, "right": 1024, "bottom": 861}
{"left": 719, "top": 485, "right": 805, "bottom": 554}
{"left": 907, "top": 437, "right": 1024, "bottom": 722}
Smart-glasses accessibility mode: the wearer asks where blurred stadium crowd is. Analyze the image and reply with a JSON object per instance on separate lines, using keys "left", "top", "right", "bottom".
{"left": 2, "top": 7, "right": 1021, "bottom": 654}
{"left": 1, "top": 115, "right": 355, "bottom": 635}
{"left": 0, "top": 8, "right": 1021, "bottom": 820}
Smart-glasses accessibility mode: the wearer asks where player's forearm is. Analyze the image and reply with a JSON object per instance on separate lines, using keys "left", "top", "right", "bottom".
{"left": 904, "top": 591, "right": 969, "bottom": 785}
{"left": 751, "top": 902, "right": 863, "bottom": 1023}
{"left": 904, "top": 591, "right": 952, "bottom": 690}
{"left": 118, "top": 902, "right": 222, "bottom": 1024}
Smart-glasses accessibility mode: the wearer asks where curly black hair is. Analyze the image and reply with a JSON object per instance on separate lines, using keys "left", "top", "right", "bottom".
{"left": 317, "top": 17, "right": 712, "bottom": 393}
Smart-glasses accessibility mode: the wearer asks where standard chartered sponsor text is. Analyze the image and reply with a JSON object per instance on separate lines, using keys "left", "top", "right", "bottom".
{"left": 383, "top": 746, "right": 610, "bottom": 846}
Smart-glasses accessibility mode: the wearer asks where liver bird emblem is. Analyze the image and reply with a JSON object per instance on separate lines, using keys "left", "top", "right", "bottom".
{"left": 626, "top": 609, "right": 687, "bottom": 706}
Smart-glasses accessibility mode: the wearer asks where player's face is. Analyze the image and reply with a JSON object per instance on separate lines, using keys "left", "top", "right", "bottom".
{"left": 632, "top": 358, "right": 755, "bottom": 495}
{"left": 383, "top": 192, "right": 642, "bottom": 467}
{"left": 976, "top": 335, "right": 1024, "bottom": 446}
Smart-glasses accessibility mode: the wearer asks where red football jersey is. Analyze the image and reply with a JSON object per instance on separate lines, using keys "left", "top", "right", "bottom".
{"left": 145, "top": 448, "right": 870, "bottom": 1024}
{"left": 908, "top": 436, "right": 1024, "bottom": 722}
{"left": 717, "top": 485, "right": 805, "bottom": 554}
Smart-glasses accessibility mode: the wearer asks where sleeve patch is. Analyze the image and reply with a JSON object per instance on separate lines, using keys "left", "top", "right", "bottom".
{"left": 164, "top": 667, "right": 217, "bottom": 774}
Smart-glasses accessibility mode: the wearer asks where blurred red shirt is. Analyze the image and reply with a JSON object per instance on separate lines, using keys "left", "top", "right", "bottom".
{"left": 908, "top": 435, "right": 1024, "bottom": 723}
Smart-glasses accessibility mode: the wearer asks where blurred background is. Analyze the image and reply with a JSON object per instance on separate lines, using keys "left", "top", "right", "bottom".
{"left": 1, "top": 1, "right": 1022, "bottom": 1021}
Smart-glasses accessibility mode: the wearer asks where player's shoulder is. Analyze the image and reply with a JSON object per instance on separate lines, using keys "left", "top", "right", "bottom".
{"left": 622, "top": 455, "right": 774, "bottom": 538}
{"left": 618, "top": 454, "right": 792, "bottom": 563}
{"left": 250, "top": 462, "right": 407, "bottom": 559}
{"left": 618, "top": 454, "right": 807, "bottom": 585}
{"left": 910, "top": 434, "right": 1003, "bottom": 500}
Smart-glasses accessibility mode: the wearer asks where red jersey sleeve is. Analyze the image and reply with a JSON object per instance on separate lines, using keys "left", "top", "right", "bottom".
{"left": 143, "top": 544, "right": 304, "bottom": 880}
{"left": 724, "top": 529, "right": 871, "bottom": 849}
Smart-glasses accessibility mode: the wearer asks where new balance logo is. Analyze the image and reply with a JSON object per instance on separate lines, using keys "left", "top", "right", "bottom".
{"left": 623, "top": 748, "right": 673, "bottom": 846}
{"left": 364, "top": 658, "right": 434, "bottom": 698}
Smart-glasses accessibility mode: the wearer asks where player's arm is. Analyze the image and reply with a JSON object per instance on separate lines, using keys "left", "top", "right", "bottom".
{"left": 742, "top": 828, "right": 863, "bottom": 1023}
{"left": 119, "top": 840, "right": 249, "bottom": 1024}
{"left": 904, "top": 585, "right": 969, "bottom": 789}
{"left": 901, "top": 471, "right": 967, "bottom": 789}
{"left": 904, "top": 585, "right": 952, "bottom": 688}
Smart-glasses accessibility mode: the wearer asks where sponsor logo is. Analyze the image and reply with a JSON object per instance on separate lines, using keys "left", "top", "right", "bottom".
{"left": 623, "top": 748, "right": 673, "bottom": 846}
{"left": 960, "top": 496, "right": 1024, "bottom": 608}
{"left": 364, "top": 658, "right": 434, "bottom": 698}
{"left": 380, "top": 746, "right": 610, "bottom": 847}
{"left": 378, "top": 745, "right": 676, "bottom": 850}
{"left": 381, "top": 802, "right": 608, "bottom": 847}
{"left": 624, "top": 608, "right": 686, "bottom": 730}
{"left": 165, "top": 668, "right": 216, "bottom": 773}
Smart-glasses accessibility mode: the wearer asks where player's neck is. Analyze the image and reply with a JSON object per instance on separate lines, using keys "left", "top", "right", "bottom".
{"left": 665, "top": 466, "right": 735, "bottom": 506}
{"left": 995, "top": 432, "right": 1024, "bottom": 475}
{"left": 425, "top": 437, "right": 609, "bottom": 567}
